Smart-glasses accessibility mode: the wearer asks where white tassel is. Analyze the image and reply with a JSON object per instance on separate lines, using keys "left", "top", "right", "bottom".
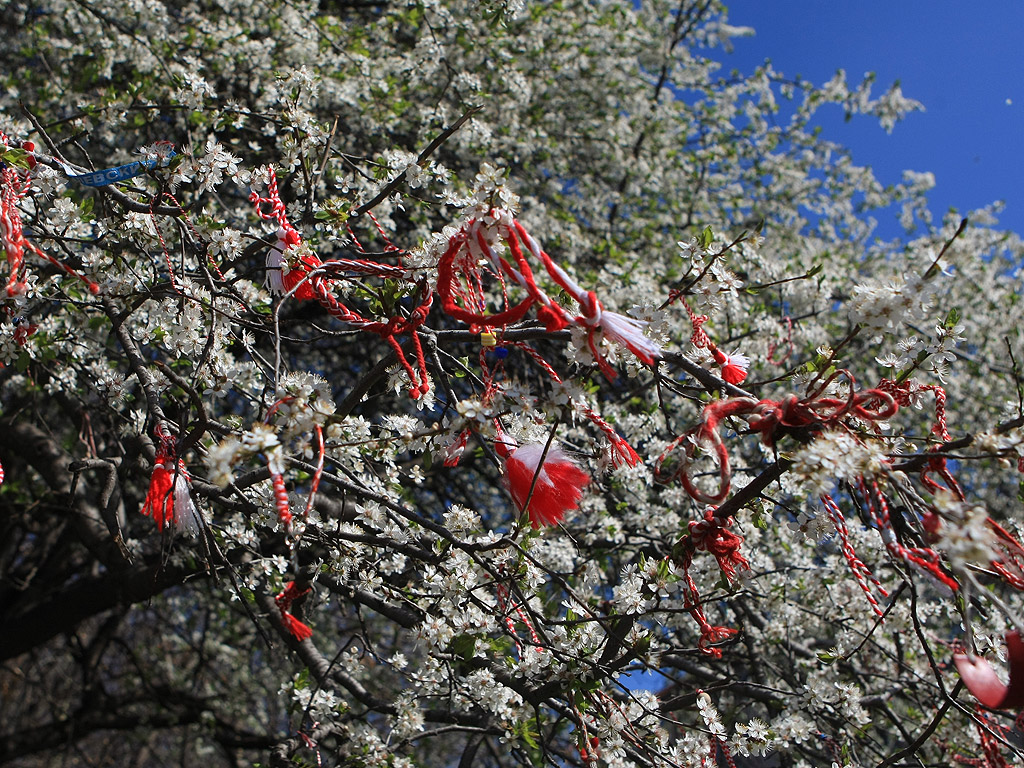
{"left": 266, "top": 227, "right": 301, "bottom": 295}
{"left": 598, "top": 310, "right": 662, "bottom": 364}
{"left": 173, "top": 475, "right": 203, "bottom": 537}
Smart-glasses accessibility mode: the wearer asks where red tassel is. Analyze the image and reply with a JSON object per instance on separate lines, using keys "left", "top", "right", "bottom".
{"left": 142, "top": 455, "right": 176, "bottom": 530}
{"left": 711, "top": 346, "right": 750, "bottom": 385}
{"left": 280, "top": 612, "right": 314, "bottom": 641}
{"left": 504, "top": 443, "right": 590, "bottom": 528}
{"left": 142, "top": 450, "right": 201, "bottom": 535}
{"left": 276, "top": 581, "right": 313, "bottom": 641}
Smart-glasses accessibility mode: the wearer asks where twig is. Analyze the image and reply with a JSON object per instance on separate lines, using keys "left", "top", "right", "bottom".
{"left": 353, "top": 105, "right": 482, "bottom": 216}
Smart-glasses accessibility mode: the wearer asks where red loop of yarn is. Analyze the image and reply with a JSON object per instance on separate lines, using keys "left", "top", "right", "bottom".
{"left": 821, "top": 494, "right": 888, "bottom": 616}
{"left": 658, "top": 372, "right": 901, "bottom": 505}
{"left": 654, "top": 397, "right": 757, "bottom": 504}
{"left": 436, "top": 220, "right": 539, "bottom": 328}
{"left": 437, "top": 213, "right": 659, "bottom": 379}
{"left": 986, "top": 518, "right": 1024, "bottom": 591}
{"left": 955, "top": 632, "right": 1024, "bottom": 711}
{"left": 255, "top": 169, "right": 430, "bottom": 396}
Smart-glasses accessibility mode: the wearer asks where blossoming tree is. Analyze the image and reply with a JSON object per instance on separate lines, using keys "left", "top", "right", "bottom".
{"left": 1, "top": 1, "right": 1023, "bottom": 767}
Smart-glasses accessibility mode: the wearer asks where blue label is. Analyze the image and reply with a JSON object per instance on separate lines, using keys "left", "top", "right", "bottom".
{"left": 66, "top": 152, "right": 176, "bottom": 187}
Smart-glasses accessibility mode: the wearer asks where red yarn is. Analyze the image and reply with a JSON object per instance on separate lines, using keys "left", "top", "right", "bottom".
{"left": 141, "top": 424, "right": 200, "bottom": 535}
{"left": 275, "top": 581, "right": 313, "bottom": 641}
{"left": 686, "top": 507, "right": 750, "bottom": 581}
{"left": 504, "top": 442, "right": 590, "bottom": 528}
{"left": 253, "top": 168, "right": 432, "bottom": 399}
{"left": 1, "top": 154, "right": 100, "bottom": 296}
{"left": 437, "top": 212, "right": 660, "bottom": 379}
{"left": 657, "top": 371, "right": 899, "bottom": 504}
{"left": 672, "top": 508, "right": 749, "bottom": 657}
{"left": 142, "top": 453, "right": 176, "bottom": 530}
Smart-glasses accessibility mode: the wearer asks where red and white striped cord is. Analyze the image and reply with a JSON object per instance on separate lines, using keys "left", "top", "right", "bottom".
{"left": 495, "top": 580, "right": 542, "bottom": 656}
{"left": 821, "top": 493, "right": 888, "bottom": 617}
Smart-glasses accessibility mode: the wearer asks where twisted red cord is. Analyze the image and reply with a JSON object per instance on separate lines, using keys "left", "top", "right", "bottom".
{"left": 1, "top": 163, "right": 100, "bottom": 296}
{"left": 822, "top": 494, "right": 888, "bottom": 616}
{"left": 859, "top": 479, "right": 959, "bottom": 592}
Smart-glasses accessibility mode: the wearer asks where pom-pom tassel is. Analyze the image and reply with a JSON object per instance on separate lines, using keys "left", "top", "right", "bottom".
{"left": 597, "top": 308, "right": 662, "bottom": 366}
{"left": 711, "top": 346, "right": 750, "bottom": 385}
{"left": 503, "top": 442, "right": 590, "bottom": 528}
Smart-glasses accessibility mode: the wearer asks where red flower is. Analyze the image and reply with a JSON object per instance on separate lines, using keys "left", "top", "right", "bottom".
{"left": 504, "top": 443, "right": 590, "bottom": 528}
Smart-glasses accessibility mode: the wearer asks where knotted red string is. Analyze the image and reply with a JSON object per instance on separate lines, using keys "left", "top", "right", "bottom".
{"left": 437, "top": 211, "right": 660, "bottom": 380}
{"left": 674, "top": 296, "right": 749, "bottom": 384}
{"left": 253, "top": 168, "right": 431, "bottom": 398}
{"left": 671, "top": 508, "right": 749, "bottom": 657}
{"left": 656, "top": 370, "right": 898, "bottom": 504}
{"left": 686, "top": 507, "right": 750, "bottom": 581}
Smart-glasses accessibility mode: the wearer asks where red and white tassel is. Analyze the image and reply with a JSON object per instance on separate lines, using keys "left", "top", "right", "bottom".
{"left": 513, "top": 221, "right": 662, "bottom": 376}
{"left": 497, "top": 433, "right": 590, "bottom": 529}
{"left": 711, "top": 346, "right": 750, "bottom": 385}
{"left": 265, "top": 226, "right": 297, "bottom": 294}
{"left": 443, "top": 428, "right": 472, "bottom": 467}
{"left": 142, "top": 450, "right": 202, "bottom": 536}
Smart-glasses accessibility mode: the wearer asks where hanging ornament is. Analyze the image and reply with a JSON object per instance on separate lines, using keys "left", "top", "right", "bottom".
{"left": 678, "top": 299, "right": 750, "bottom": 385}
{"left": 437, "top": 211, "right": 662, "bottom": 380}
{"left": 496, "top": 429, "right": 590, "bottom": 528}
{"left": 1, "top": 138, "right": 100, "bottom": 297}
{"left": 141, "top": 424, "right": 202, "bottom": 536}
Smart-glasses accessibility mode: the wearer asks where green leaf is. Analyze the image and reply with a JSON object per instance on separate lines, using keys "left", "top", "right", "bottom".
{"left": 1, "top": 148, "right": 31, "bottom": 169}
{"left": 447, "top": 633, "right": 477, "bottom": 660}
{"left": 698, "top": 225, "right": 714, "bottom": 250}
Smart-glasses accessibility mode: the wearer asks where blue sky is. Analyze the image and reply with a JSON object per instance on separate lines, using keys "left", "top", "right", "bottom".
{"left": 721, "top": 2, "right": 1024, "bottom": 238}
